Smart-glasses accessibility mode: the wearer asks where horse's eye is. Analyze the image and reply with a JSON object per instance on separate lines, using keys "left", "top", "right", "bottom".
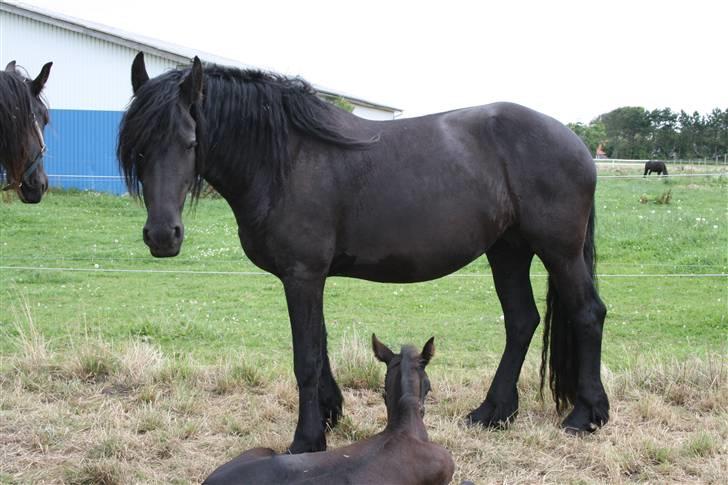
{"left": 186, "top": 141, "right": 198, "bottom": 151}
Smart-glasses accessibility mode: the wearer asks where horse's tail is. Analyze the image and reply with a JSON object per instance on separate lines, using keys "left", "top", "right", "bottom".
{"left": 540, "top": 201, "right": 597, "bottom": 413}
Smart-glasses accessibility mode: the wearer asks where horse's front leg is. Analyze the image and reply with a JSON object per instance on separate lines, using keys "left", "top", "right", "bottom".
{"left": 283, "top": 276, "right": 327, "bottom": 453}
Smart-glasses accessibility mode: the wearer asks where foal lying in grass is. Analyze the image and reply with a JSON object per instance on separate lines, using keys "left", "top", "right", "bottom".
{"left": 204, "top": 335, "right": 454, "bottom": 485}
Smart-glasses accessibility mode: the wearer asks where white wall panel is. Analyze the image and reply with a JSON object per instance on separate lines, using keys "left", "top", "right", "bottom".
{"left": 1, "top": 9, "right": 177, "bottom": 111}
{"left": 352, "top": 105, "right": 396, "bottom": 121}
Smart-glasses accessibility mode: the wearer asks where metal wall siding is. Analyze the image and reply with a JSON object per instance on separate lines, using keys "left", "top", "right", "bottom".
{"left": 44, "top": 109, "right": 126, "bottom": 194}
{"left": 1, "top": 9, "right": 177, "bottom": 111}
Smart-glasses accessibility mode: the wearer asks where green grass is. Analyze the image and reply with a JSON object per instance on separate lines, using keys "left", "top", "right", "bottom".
{"left": 1, "top": 167, "right": 726, "bottom": 373}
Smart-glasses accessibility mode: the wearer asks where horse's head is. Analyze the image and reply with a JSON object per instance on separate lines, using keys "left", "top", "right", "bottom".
{"left": 118, "top": 53, "right": 204, "bottom": 257}
{"left": 1, "top": 61, "right": 52, "bottom": 203}
{"left": 372, "top": 334, "right": 435, "bottom": 423}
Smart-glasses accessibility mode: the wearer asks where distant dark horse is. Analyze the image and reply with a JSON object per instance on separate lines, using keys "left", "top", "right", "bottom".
{"left": 644, "top": 160, "right": 668, "bottom": 176}
{"left": 203, "top": 335, "right": 455, "bottom": 485}
{"left": 0, "top": 60, "right": 52, "bottom": 203}
{"left": 119, "top": 53, "right": 609, "bottom": 452}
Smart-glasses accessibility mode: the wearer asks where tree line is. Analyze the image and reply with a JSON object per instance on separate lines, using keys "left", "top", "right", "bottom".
{"left": 568, "top": 107, "right": 728, "bottom": 161}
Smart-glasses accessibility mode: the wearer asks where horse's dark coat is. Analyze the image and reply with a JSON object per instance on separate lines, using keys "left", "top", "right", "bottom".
{"left": 203, "top": 336, "right": 455, "bottom": 485}
{"left": 0, "top": 60, "right": 52, "bottom": 203}
{"left": 644, "top": 160, "right": 668, "bottom": 176}
{"left": 119, "top": 53, "right": 609, "bottom": 452}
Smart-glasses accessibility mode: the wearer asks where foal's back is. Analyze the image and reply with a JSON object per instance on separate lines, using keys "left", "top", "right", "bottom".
{"left": 203, "top": 431, "right": 454, "bottom": 485}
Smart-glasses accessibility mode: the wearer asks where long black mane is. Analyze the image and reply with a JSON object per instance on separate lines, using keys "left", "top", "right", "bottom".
{"left": 0, "top": 66, "right": 48, "bottom": 182}
{"left": 118, "top": 63, "right": 377, "bottom": 199}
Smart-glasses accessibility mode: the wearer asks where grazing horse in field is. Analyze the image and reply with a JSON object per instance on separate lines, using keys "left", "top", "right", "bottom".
{"left": 203, "top": 335, "right": 455, "bottom": 485}
{"left": 0, "top": 60, "right": 52, "bottom": 203}
{"left": 643, "top": 160, "right": 668, "bottom": 176}
{"left": 118, "top": 53, "right": 609, "bottom": 452}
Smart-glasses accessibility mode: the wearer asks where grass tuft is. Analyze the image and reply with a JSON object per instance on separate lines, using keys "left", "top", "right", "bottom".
{"left": 683, "top": 432, "right": 718, "bottom": 458}
{"left": 332, "top": 331, "right": 382, "bottom": 390}
{"left": 212, "top": 359, "right": 266, "bottom": 394}
{"left": 64, "top": 460, "right": 125, "bottom": 485}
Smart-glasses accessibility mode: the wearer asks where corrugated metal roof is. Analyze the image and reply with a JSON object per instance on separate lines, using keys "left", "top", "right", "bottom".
{"left": 2, "top": 1, "right": 402, "bottom": 113}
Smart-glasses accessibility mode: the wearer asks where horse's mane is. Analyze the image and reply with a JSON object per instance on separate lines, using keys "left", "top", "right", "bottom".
{"left": 0, "top": 66, "right": 48, "bottom": 181}
{"left": 118, "top": 63, "right": 377, "bottom": 200}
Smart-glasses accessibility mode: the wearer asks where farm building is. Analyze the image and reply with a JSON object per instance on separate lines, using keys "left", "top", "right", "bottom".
{"left": 0, "top": 1, "right": 402, "bottom": 194}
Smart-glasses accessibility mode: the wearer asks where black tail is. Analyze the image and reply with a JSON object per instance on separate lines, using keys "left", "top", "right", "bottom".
{"left": 540, "top": 203, "right": 598, "bottom": 413}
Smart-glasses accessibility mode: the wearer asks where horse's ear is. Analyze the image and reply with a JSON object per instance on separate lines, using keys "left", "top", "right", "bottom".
{"left": 372, "top": 334, "right": 394, "bottom": 364}
{"left": 131, "top": 52, "right": 149, "bottom": 94}
{"left": 421, "top": 337, "right": 435, "bottom": 367}
{"left": 5, "top": 60, "right": 16, "bottom": 73}
{"left": 179, "top": 56, "right": 203, "bottom": 106}
{"left": 31, "top": 62, "right": 52, "bottom": 96}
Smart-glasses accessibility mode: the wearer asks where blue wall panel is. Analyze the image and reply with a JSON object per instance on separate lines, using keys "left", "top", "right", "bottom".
{"left": 45, "top": 109, "right": 126, "bottom": 194}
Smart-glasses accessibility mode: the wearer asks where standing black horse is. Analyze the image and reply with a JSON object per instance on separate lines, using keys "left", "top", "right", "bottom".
{"left": 119, "top": 53, "right": 609, "bottom": 453}
{"left": 643, "top": 160, "right": 668, "bottom": 176}
{"left": 0, "top": 60, "right": 52, "bottom": 203}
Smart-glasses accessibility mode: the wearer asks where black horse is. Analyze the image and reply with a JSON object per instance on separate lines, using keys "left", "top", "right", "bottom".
{"left": 119, "top": 53, "right": 609, "bottom": 453}
{"left": 203, "top": 335, "right": 454, "bottom": 485}
{"left": 643, "top": 160, "right": 668, "bottom": 176}
{"left": 0, "top": 60, "right": 52, "bottom": 203}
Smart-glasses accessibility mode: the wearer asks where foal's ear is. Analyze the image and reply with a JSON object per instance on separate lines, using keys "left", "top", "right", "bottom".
{"left": 372, "top": 334, "right": 394, "bottom": 364}
{"left": 5, "top": 60, "right": 16, "bottom": 73}
{"left": 421, "top": 337, "right": 435, "bottom": 367}
{"left": 131, "top": 52, "right": 149, "bottom": 94}
{"left": 179, "top": 56, "right": 204, "bottom": 106}
{"left": 31, "top": 62, "right": 52, "bottom": 97}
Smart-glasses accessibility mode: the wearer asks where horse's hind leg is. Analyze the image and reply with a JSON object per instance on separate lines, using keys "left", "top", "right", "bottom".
{"left": 467, "top": 238, "right": 539, "bottom": 427}
{"left": 540, "top": 251, "right": 609, "bottom": 432}
{"left": 318, "top": 319, "right": 343, "bottom": 429}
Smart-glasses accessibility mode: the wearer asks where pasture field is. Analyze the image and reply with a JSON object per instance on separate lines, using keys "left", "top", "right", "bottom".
{"left": 1, "top": 164, "right": 726, "bottom": 483}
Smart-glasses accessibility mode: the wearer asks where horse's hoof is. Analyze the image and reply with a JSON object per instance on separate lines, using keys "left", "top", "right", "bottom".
{"left": 561, "top": 400, "right": 608, "bottom": 434}
{"left": 287, "top": 435, "right": 327, "bottom": 454}
{"left": 465, "top": 400, "right": 518, "bottom": 429}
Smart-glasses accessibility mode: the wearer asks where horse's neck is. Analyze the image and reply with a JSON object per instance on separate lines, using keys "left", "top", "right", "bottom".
{"left": 386, "top": 396, "right": 428, "bottom": 440}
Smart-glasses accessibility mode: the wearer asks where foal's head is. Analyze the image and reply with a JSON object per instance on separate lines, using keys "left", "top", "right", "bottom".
{"left": 0, "top": 61, "right": 52, "bottom": 203}
{"left": 372, "top": 334, "right": 435, "bottom": 426}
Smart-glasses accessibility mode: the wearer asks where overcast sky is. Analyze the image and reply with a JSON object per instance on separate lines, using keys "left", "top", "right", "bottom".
{"left": 18, "top": 0, "right": 728, "bottom": 123}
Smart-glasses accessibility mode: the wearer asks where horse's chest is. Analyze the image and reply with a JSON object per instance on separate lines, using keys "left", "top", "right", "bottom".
{"left": 236, "top": 227, "right": 279, "bottom": 275}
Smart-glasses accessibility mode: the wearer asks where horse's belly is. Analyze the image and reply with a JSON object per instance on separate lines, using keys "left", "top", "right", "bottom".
{"left": 329, "top": 241, "right": 488, "bottom": 283}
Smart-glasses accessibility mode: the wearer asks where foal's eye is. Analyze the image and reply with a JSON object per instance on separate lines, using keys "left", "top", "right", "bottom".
{"left": 186, "top": 140, "right": 198, "bottom": 150}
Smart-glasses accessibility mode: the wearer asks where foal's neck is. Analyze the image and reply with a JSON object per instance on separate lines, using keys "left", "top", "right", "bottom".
{"left": 386, "top": 395, "right": 428, "bottom": 440}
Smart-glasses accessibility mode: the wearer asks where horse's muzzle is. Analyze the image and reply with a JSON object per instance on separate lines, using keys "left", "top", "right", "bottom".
{"left": 143, "top": 223, "right": 184, "bottom": 257}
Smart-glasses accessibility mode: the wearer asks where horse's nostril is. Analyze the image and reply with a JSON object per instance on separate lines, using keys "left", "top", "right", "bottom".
{"left": 174, "top": 225, "right": 182, "bottom": 239}
{"left": 143, "top": 227, "right": 150, "bottom": 243}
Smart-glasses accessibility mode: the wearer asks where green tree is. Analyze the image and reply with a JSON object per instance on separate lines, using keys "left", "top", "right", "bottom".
{"left": 648, "top": 108, "right": 678, "bottom": 158}
{"left": 597, "top": 107, "right": 652, "bottom": 159}
{"left": 568, "top": 121, "right": 606, "bottom": 156}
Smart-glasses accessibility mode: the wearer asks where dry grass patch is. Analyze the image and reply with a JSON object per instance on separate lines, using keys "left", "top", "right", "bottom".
{"left": 0, "top": 335, "right": 725, "bottom": 484}
{"left": 331, "top": 330, "right": 382, "bottom": 390}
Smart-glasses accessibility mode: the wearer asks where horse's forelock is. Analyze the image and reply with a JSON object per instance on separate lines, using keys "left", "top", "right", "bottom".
{"left": 117, "top": 69, "right": 195, "bottom": 198}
